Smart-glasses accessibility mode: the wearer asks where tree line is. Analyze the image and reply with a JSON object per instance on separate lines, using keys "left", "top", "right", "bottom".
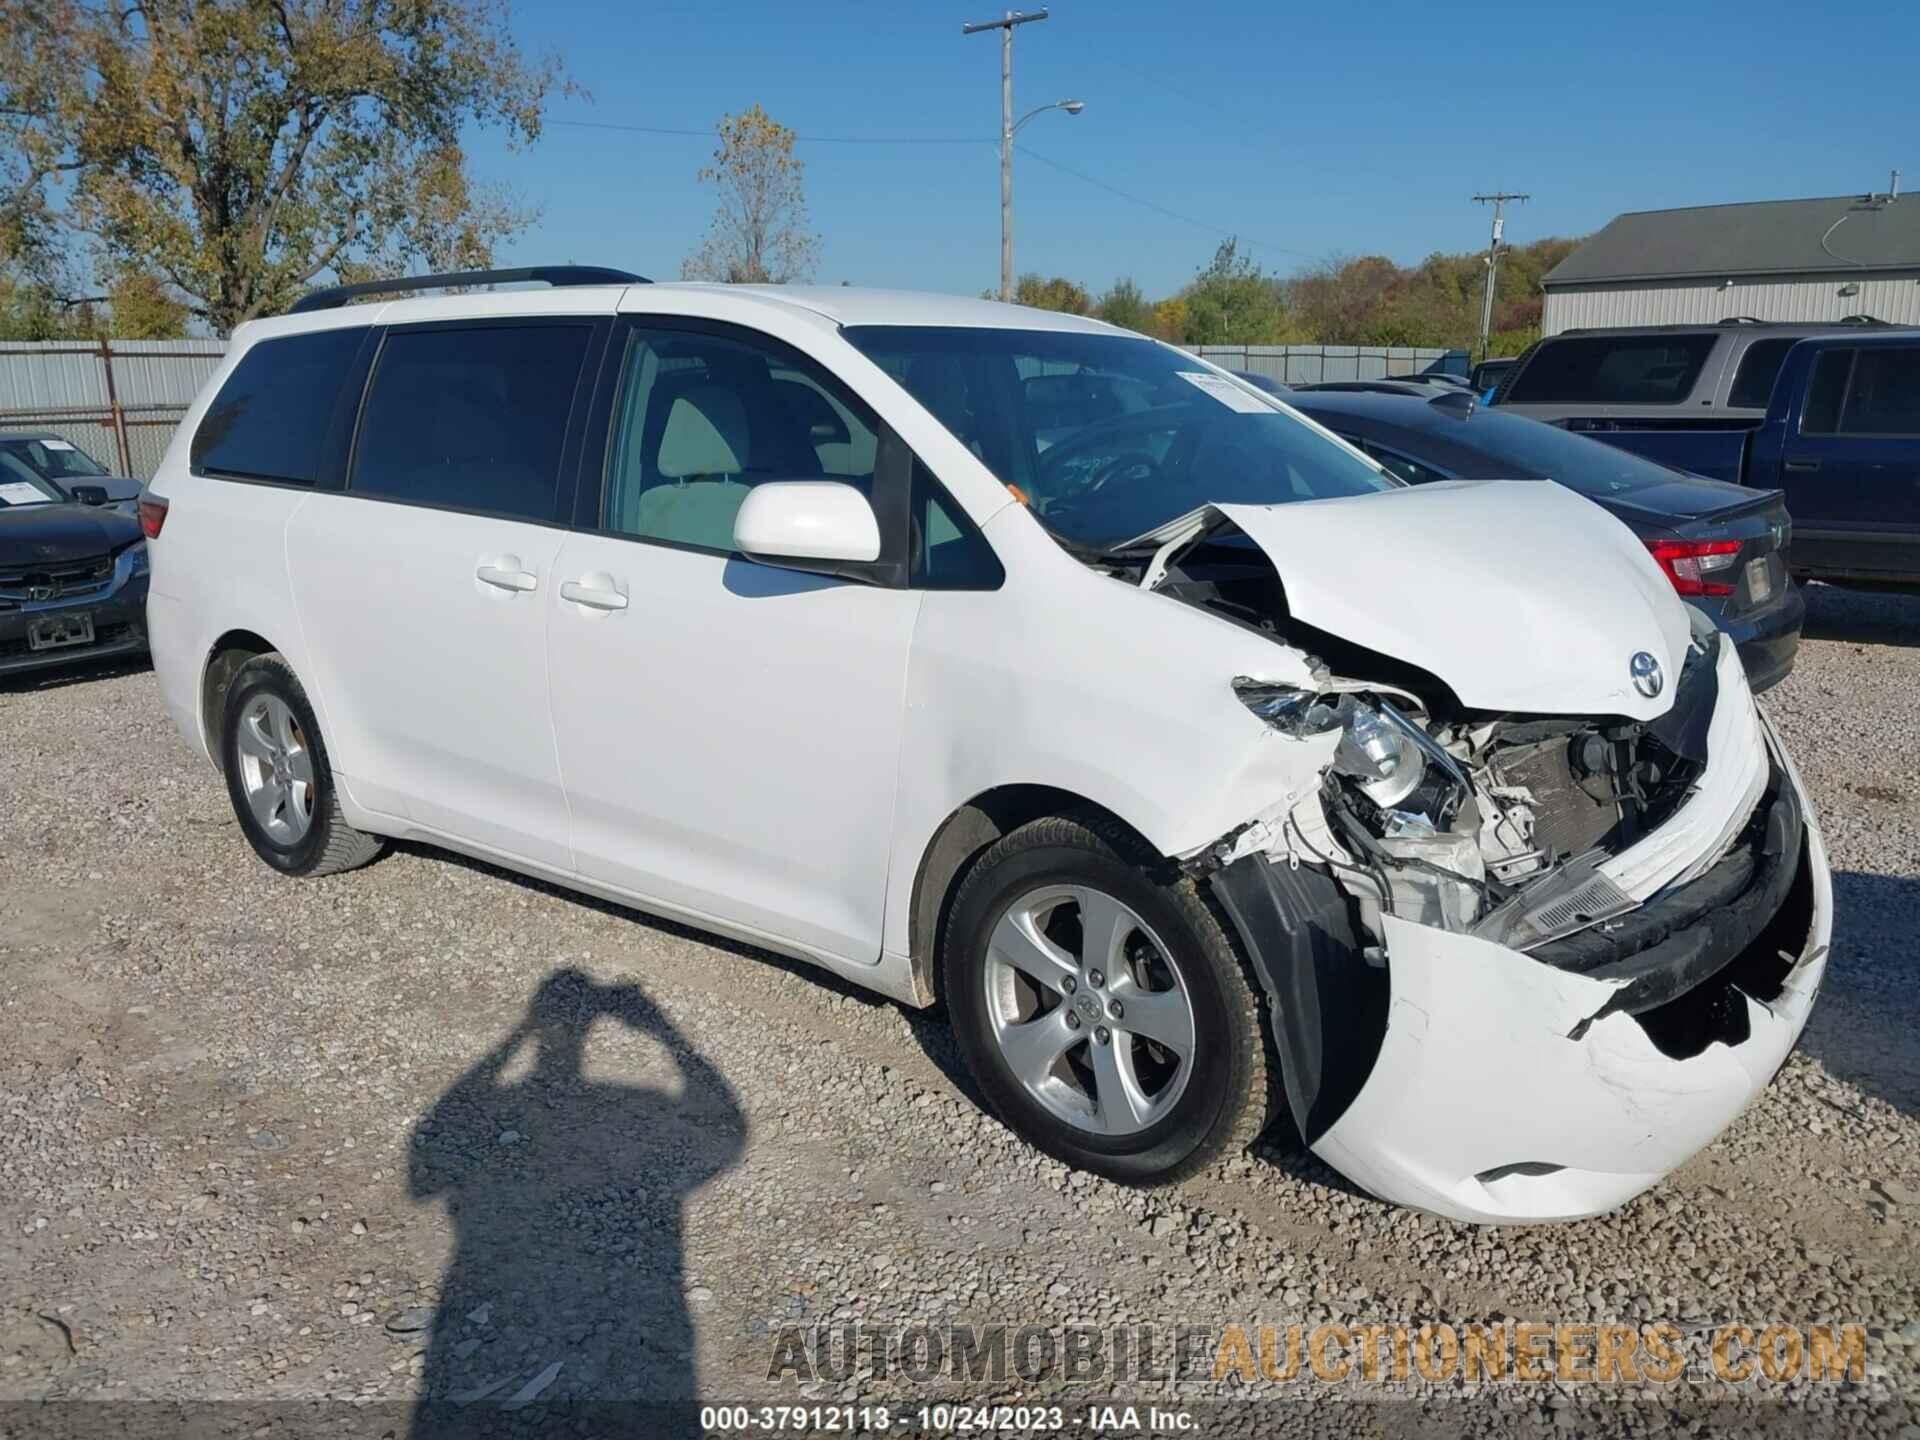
{"left": 1010, "top": 234, "right": 1581, "bottom": 357}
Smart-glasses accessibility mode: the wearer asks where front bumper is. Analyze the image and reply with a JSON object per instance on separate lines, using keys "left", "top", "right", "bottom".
{"left": 1214, "top": 692, "right": 1831, "bottom": 1223}
{"left": 0, "top": 571, "right": 150, "bottom": 678}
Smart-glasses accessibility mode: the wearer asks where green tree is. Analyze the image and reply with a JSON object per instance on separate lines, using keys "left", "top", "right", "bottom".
{"left": 683, "top": 105, "right": 819, "bottom": 284}
{"left": 105, "top": 272, "right": 189, "bottom": 339}
{"left": 0, "top": 0, "right": 564, "bottom": 335}
{"left": 1012, "top": 273, "right": 1090, "bottom": 314}
{"left": 1181, "top": 239, "right": 1289, "bottom": 344}
{"left": 1095, "top": 277, "right": 1152, "bottom": 332}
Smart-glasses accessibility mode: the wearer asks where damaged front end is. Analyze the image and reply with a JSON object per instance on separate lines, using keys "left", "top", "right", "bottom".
{"left": 1140, "top": 506, "right": 1832, "bottom": 1222}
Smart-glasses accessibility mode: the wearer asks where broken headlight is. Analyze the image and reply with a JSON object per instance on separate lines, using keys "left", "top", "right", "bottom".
{"left": 1232, "top": 682, "right": 1423, "bottom": 809}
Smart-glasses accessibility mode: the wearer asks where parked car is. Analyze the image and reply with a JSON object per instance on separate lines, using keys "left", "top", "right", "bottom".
{"left": 1, "top": 439, "right": 151, "bottom": 677}
{"left": 1500, "top": 332, "right": 1919, "bottom": 591}
{"left": 143, "top": 267, "right": 1830, "bottom": 1222}
{"left": 0, "top": 431, "right": 144, "bottom": 511}
{"left": 1229, "top": 369, "right": 1289, "bottom": 397}
{"left": 1489, "top": 318, "right": 1905, "bottom": 438}
{"left": 1470, "top": 356, "right": 1516, "bottom": 395}
{"left": 1285, "top": 387, "right": 1805, "bottom": 691}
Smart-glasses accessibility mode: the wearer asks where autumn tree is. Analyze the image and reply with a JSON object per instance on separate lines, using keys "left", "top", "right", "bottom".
{"left": 1011, "top": 273, "right": 1090, "bottom": 314}
{"left": 0, "top": 0, "right": 564, "bottom": 335}
{"left": 683, "top": 105, "right": 819, "bottom": 285}
{"left": 1181, "top": 239, "right": 1289, "bottom": 345}
{"left": 1095, "top": 277, "right": 1151, "bottom": 333}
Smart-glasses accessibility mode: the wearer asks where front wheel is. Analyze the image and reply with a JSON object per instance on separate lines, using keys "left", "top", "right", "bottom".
{"left": 221, "top": 653, "right": 385, "bottom": 878}
{"left": 943, "top": 813, "right": 1272, "bottom": 1183}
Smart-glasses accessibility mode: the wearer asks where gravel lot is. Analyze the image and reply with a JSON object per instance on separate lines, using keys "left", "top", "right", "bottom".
{"left": 2, "top": 582, "right": 1917, "bottom": 1435}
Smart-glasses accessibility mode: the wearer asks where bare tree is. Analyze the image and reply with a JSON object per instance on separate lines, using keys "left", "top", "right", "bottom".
{"left": 682, "top": 105, "right": 819, "bottom": 284}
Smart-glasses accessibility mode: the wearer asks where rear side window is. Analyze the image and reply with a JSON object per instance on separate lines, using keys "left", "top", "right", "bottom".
{"left": 1839, "top": 346, "right": 1920, "bottom": 435}
{"left": 1800, "top": 350, "right": 1853, "bottom": 435}
{"left": 351, "top": 324, "right": 591, "bottom": 522}
{"left": 192, "top": 328, "right": 366, "bottom": 484}
{"left": 1726, "top": 338, "right": 1797, "bottom": 409}
{"left": 1504, "top": 334, "right": 1717, "bottom": 405}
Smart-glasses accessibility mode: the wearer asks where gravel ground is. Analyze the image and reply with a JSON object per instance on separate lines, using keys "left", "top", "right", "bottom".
{"left": 1, "top": 582, "right": 1917, "bottom": 1437}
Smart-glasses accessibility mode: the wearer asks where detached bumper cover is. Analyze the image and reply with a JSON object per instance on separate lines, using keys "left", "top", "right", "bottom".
{"left": 1214, "top": 714, "right": 1831, "bottom": 1224}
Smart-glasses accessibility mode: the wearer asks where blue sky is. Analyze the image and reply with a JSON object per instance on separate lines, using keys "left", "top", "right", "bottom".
{"left": 469, "top": 0, "right": 1920, "bottom": 299}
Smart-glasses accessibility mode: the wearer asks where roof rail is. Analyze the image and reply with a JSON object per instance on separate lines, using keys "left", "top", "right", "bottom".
{"left": 288, "top": 265, "right": 650, "bottom": 315}
{"left": 1837, "top": 313, "right": 1889, "bottom": 325}
{"left": 1716, "top": 315, "right": 1768, "bottom": 325}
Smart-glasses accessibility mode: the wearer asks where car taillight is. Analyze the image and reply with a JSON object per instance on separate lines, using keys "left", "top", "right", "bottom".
{"left": 137, "top": 494, "right": 169, "bottom": 539}
{"left": 1646, "top": 538, "right": 1740, "bottom": 597}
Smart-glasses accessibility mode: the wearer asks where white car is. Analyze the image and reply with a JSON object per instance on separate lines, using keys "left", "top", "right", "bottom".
{"left": 141, "top": 267, "right": 1832, "bottom": 1223}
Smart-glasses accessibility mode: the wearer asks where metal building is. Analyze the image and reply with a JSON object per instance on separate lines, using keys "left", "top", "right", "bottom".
{"left": 1542, "top": 189, "right": 1920, "bottom": 334}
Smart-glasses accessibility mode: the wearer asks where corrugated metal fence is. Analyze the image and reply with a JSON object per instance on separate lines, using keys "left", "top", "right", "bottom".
{"left": 1190, "top": 344, "right": 1451, "bottom": 384}
{"left": 0, "top": 339, "right": 226, "bottom": 479}
{"left": 0, "top": 337, "right": 1450, "bottom": 481}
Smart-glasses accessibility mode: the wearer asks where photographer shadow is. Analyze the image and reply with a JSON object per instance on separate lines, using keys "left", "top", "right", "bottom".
{"left": 408, "top": 968, "right": 745, "bottom": 1436}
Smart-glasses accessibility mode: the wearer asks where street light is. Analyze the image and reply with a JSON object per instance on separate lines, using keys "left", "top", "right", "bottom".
{"left": 963, "top": 9, "right": 1083, "bottom": 302}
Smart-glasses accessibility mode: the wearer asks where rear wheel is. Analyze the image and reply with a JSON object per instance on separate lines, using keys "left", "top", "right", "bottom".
{"left": 943, "top": 812, "right": 1272, "bottom": 1183}
{"left": 221, "top": 653, "right": 384, "bottom": 878}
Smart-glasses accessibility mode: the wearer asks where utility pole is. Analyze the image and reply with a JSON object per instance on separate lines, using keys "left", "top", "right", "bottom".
{"left": 964, "top": 9, "right": 1051, "bottom": 302}
{"left": 1472, "top": 191, "right": 1528, "bottom": 361}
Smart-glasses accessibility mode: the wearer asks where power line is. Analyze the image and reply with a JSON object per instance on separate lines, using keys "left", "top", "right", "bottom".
{"left": 550, "top": 118, "right": 988, "bottom": 145}
{"left": 1015, "top": 144, "right": 1318, "bottom": 261}
{"left": 552, "top": 117, "right": 1321, "bottom": 265}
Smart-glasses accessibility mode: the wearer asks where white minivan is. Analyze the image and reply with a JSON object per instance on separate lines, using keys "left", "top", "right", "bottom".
{"left": 142, "top": 268, "right": 1832, "bottom": 1222}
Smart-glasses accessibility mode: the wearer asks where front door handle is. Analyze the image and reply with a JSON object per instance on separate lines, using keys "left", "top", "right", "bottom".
{"left": 560, "top": 579, "right": 629, "bottom": 612}
{"left": 1783, "top": 459, "right": 1821, "bottom": 472}
{"left": 476, "top": 564, "right": 538, "bottom": 593}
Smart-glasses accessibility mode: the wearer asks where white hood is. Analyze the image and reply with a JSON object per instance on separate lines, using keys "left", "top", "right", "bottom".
{"left": 1214, "top": 481, "right": 1693, "bottom": 718}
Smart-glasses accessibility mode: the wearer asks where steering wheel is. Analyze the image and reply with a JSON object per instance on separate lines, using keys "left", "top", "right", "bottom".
{"left": 1072, "top": 449, "right": 1162, "bottom": 499}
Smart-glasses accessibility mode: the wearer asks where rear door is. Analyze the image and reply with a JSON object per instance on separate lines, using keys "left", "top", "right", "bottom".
{"left": 543, "top": 318, "right": 925, "bottom": 962}
{"left": 285, "top": 317, "right": 607, "bottom": 870}
{"left": 1780, "top": 344, "right": 1920, "bottom": 578}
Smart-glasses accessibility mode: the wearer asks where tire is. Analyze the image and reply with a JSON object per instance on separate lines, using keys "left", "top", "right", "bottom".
{"left": 943, "top": 810, "right": 1272, "bottom": 1184}
{"left": 220, "top": 652, "right": 384, "bottom": 878}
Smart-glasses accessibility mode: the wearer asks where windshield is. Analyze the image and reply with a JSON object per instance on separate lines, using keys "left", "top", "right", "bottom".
{"left": 1, "top": 436, "right": 109, "bottom": 483}
{"left": 842, "top": 326, "right": 1393, "bottom": 550}
{"left": 0, "top": 446, "right": 76, "bottom": 507}
{"left": 1445, "top": 408, "right": 1700, "bottom": 497}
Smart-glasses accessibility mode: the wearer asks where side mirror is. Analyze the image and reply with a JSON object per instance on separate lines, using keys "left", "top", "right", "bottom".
{"left": 70, "top": 484, "right": 110, "bottom": 507}
{"left": 733, "top": 480, "right": 882, "bottom": 567}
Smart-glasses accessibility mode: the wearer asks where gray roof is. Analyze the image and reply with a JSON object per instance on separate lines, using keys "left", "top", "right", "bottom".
{"left": 1544, "top": 194, "right": 1920, "bottom": 286}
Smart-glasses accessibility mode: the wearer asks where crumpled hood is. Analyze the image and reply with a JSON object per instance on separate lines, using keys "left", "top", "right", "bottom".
{"left": 1215, "top": 481, "right": 1693, "bottom": 718}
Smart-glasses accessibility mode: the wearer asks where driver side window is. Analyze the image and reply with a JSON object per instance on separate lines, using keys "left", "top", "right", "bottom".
{"left": 605, "top": 328, "right": 883, "bottom": 553}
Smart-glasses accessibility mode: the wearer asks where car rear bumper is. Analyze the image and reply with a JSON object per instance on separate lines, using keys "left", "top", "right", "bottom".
{"left": 0, "top": 573, "right": 150, "bottom": 678}
{"left": 1213, "top": 677, "right": 1830, "bottom": 1224}
{"left": 1715, "top": 581, "right": 1805, "bottom": 694}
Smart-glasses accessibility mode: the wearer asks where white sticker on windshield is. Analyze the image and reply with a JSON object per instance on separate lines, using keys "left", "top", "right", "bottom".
{"left": 0, "top": 481, "right": 53, "bottom": 506}
{"left": 1177, "top": 371, "right": 1273, "bottom": 414}
{"left": 39, "top": 439, "right": 76, "bottom": 451}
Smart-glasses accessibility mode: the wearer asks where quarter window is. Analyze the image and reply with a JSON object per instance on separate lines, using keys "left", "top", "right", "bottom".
{"left": 350, "top": 324, "right": 591, "bottom": 522}
{"left": 1726, "top": 338, "right": 1797, "bottom": 410}
{"left": 1800, "top": 350, "right": 1853, "bottom": 435}
{"left": 192, "top": 327, "right": 366, "bottom": 485}
{"left": 1503, "top": 334, "right": 1717, "bottom": 406}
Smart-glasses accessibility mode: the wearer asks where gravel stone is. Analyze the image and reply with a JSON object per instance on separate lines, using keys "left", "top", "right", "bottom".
{"left": 0, "top": 583, "right": 1915, "bottom": 1433}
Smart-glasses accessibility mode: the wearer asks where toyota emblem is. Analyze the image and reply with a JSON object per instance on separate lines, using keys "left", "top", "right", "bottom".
{"left": 1630, "top": 651, "right": 1664, "bottom": 699}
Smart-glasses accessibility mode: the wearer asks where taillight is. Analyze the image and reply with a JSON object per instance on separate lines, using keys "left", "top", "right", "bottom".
{"left": 1646, "top": 538, "right": 1740, "bottom": 597}
{"left": 137, "top": 494, "right": 169, "bottom": 539}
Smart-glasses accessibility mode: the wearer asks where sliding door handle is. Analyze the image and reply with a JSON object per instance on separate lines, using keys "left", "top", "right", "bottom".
{"left": 476, "top": 564, "right": 538, "bottom": 593}
{"left": 560, "top": 579, "right": 629, "bottom": 612}
{"left": 1783, "top": 459, "right": 1821, "bottom": 473}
